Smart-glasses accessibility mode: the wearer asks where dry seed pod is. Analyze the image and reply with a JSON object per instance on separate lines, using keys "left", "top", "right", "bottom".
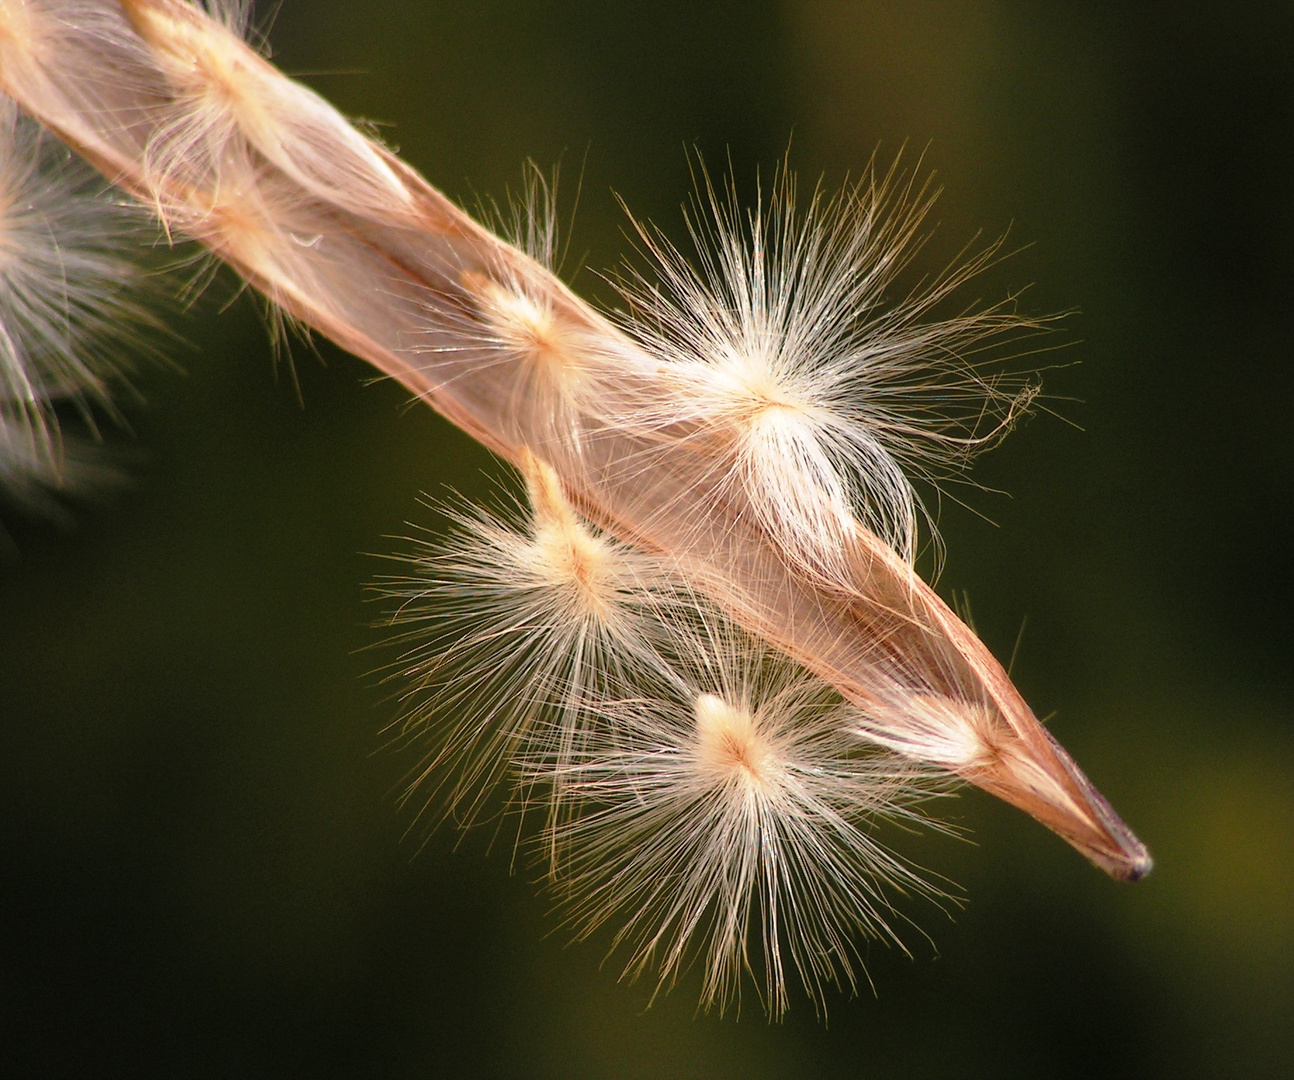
{"left": 0, "top": 0, "right": 1150, "bottom": 888}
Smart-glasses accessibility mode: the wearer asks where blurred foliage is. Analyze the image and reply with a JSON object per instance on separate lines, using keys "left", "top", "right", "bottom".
{"left": 1, "top": 1, "right": 1291, "bottom": 1076}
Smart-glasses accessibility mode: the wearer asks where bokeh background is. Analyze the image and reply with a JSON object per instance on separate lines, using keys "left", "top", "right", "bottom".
{"left": 2, "top": 2, "right": 1292, "bottom": 1076}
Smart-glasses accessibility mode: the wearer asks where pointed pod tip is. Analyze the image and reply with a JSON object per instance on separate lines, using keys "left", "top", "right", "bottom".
{"left": 1073, "top": 828, "right": 1152, "bottom": 881}
{"left": 1106, "top": 843, "right": 1153, "bottom": 883}
{"left": 1126, "top": 855, "right": 1154, "bottom": 882}
{"left": 958, "top": 705, "right": 1154, "bottom": 884}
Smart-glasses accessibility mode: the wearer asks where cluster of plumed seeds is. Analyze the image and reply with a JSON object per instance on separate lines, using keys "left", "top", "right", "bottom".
{"left": 1, "top": 0, "right": 1150, "bottom": 1018}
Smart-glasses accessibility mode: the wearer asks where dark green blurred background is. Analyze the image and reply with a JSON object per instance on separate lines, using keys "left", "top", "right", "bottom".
{"left": 2, "top": 2, "right": 1291, "bottom": 1076}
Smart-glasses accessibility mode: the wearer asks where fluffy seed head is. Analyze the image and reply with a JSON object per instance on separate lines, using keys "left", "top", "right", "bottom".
{"left": 373, "top": 448, "right": 684, "bottom": 841}
{"left": 459, "top": 268, "right": 592, "bottom": 432}
{"left": 438, "top": 168, "right": 635, "bottom": 458}
{"left": 542, "top": 632, "right": 948, "bottom": 1017}
{"left": 0, "top": 95, "right": 155, "bottom": 501}
{"left": 613, "top": 157, "right": 1042, "bottom": 575}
